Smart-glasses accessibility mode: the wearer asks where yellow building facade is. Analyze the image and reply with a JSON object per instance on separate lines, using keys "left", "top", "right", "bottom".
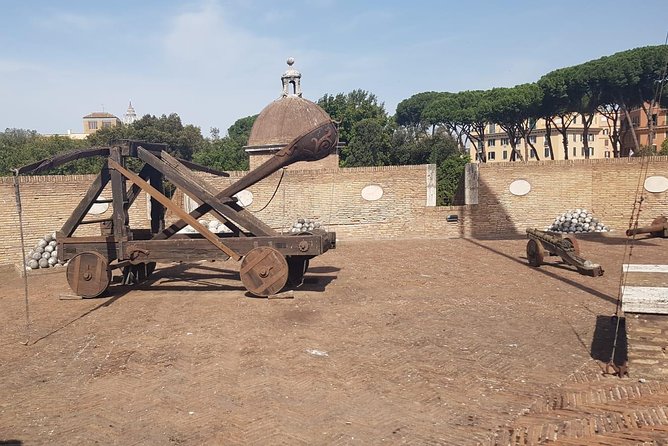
{"left": 468, "top": 112, "right": 618, "bottom": 162}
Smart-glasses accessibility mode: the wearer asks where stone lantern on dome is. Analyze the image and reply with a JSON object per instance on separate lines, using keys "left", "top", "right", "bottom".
{"left": 244, "top": 58, "right": 338, "bottom": 170}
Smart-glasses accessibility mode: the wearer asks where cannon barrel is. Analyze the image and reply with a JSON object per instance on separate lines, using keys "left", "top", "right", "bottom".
{"left": 526, "top": 228, "right": 562, "bottom": 245}
{"left": 625, "top": 216, "right": 668, "bottom": 237}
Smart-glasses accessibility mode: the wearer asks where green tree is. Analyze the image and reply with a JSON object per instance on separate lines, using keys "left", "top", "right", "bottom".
{"left": 342, "top": 118, "right": 392, "bottom": 167}
{"left": 88, "top": 113, "right": 205, "bottom": 160}
{"left": 192, "top": 115, "right": 256, "bottom": 171}
{"left": 318, "top": 89, "right": 389, "bottom": 165}
{"left": 0, "top": 129, "right": 93, "bottom": 175}
{"left": 437, "top": 154, "right": 469, "bottom": 205}
{"left": 487, "top": 83, "right": 543, "bottom": 161}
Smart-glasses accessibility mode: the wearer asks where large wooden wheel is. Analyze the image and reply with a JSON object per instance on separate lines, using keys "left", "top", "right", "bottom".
{"left": 67, "top": 251, "right": 111, "bottom": 298}
{"left": 240, "top": 247, "right": 289, "bottom": 297}
{"left": 526, "top": 239, "right": 544, "bottom": 267}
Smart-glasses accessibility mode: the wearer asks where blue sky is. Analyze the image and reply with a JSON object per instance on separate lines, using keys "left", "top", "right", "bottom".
{"left": 1, "top": 0, "right": 666, "bottom": 136}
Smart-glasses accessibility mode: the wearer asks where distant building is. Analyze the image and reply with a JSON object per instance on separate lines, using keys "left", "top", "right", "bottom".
{"left": 82, "top": 112, "right": 121, "bottom": 135}
{"left": 620, "top": 105, "right": 668, "bottom": 156}
{"left": 123, "top": 101, "right": 138, "bottom": 125}
{"left": 468, "top": 112, "right": 618, "bottom": 162}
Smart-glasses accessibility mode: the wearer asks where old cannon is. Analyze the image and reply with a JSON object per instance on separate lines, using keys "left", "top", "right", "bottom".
{"left": 526, "top": 228, "right": 603, "bottom": 277}
{"left": 625, "top": 215, "right": 668, "bottom": 238}
{"left": 15, "top": 120, "right": 339, "bottom": 297}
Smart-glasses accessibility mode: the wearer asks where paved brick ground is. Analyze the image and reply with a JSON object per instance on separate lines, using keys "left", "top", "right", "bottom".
{"left": 1, "top": 236, "right": 667, "bottom": 445}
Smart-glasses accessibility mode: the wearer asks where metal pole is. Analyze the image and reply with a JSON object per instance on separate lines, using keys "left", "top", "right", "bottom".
{"left": 12, "top": 170, "right": 31, "bottom": 344}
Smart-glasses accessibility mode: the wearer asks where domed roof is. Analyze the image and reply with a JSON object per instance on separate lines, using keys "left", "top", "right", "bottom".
{"left": 246, "top": 95, "right": 332, "bottom": 148}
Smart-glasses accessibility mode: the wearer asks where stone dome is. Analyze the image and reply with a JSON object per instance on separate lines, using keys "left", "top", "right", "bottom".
{"left": 246, "top": 95, "right": 332, "bottom": 148}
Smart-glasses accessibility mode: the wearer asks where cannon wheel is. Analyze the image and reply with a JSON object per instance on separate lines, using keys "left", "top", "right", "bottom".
{"left": 562, "top": 236, "right": 581, "bottom": 256}
{"left": 526, "top": 239, "right": 544, "bottom": 267}
{"left": 67, "top": 251, "right": 111, "bottom": 298}
{"left": 240, "top": 246, "right": 289, "bottom": 297}
{"left": 287, "top": 256, "right": 310, "bottom": 288}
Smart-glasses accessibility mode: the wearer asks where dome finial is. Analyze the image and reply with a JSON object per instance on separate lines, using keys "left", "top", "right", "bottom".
{"left": 281, "top": 57, "right": 302, "bottom": 97}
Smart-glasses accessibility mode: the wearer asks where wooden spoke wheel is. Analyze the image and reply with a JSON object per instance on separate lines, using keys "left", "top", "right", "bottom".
{"left": 67, "top": 251, "right": 111, "bottom": 298}
{"left": 240, "top": 246, "right": 289, "bottom": 297}
{"left": 287, "top": 256, "right": 310, "bottom": 288}
{"left": 526, "top": 239, "right": 544, "bottom": 267}
{"left": 562, "top": 236, "right": 581, "bottom": 256}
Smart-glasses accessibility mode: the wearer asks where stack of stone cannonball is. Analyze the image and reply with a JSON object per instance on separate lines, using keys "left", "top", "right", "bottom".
{"left": 24, "top": 232, "right": 65, "bottom": 270}
{"left": 547, "top": 209, "right": 609, "bottom": 233}
{"left": 177, "top": 218, "right": 232, "bottom": 234}
{"left": 290, "top": 218, "right": 321, "bottom": 233}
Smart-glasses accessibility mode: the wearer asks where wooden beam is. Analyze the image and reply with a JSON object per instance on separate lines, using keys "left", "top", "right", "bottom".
{"left": 108, "top": 158, "right": 240, "bottom": 261}
{"left": 623, "top": 264, "right": 668, "bottom": 273}
{"left": 622, "top": 286, "right": 668, "bottom": 314}
{"left": 139, "top": 148, "right": 276, "bottom": 237}
{"left": 59, "top": 166, "right": 111, "bottom": 237}
{"left": 109, "top": 147, "right": 129, "bottom": 241}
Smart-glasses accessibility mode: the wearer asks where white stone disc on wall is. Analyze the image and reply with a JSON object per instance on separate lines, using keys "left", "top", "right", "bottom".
{"left": 88, "top": 195, "right": 109, "bottom": 215}
{"left": 644, "top": 176, "right": 668, "bottom": 193}
{"left": 361, "top": 184, "right": 384, "bottom": 201}
{"left": 234, "top": 190, "right": 254, "bottom": 207}
{"left": 509, "top": 179, "right": 531, "bottom": 196}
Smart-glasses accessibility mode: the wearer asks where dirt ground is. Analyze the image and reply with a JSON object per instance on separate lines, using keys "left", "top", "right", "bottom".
{"left": 2, "top": 235, "right": 668, "bottom": 445}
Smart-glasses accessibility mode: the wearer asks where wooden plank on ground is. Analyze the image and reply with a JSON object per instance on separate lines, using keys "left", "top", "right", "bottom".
{"left": 621, "top": 286, "right": 668, "bottom": 314}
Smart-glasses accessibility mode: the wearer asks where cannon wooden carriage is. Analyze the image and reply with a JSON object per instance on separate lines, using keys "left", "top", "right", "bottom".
{"left": 526, "top": 228, "right": 604, "bottom": 277}
{"left": 626, "top": 215, "right": 668, "bottom": 238}
{"left": 15, "top": 121, "right": 339, "bottom": 297}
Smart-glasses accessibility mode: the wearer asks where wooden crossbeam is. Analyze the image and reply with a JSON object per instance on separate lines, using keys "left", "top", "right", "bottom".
{"left": 108, "top": 158, "right": 240, "bottom": 261}
{"left": 60, "top": 166, "right": 111, "bottom": 237}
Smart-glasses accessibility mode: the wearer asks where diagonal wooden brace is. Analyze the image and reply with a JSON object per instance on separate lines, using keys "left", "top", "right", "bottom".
{"left": 108, "top": 158, "right": 241, "bottom": 261}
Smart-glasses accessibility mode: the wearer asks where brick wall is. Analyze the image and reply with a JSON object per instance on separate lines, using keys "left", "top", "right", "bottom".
{"left": 626, "top": 314, "right": 668, "bottom": 379}
{"left": 2, "top": 156, "right": 668, "bottom": 266}
{"left": 0, "top": 175, "right": 150, "bottom": 267}
{"left": 464, "top": 156, "right": 668, "bottom": 238}
{"left": 176, "top": 164, "right": 439, "bottom": 239}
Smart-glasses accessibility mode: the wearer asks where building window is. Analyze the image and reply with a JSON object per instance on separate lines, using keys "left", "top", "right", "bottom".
{"left": 573, "top": 134, "right": 577, "bottom": 142}
{"left": 102, "top": 121, "right": 112, "bottom": 128}
{"left": 605, "top": 151, "right": 611, "bottom": 158}
{"left": 501, "top": 137, "right": 509, "bottom": 146}
{"left": 652, "top": 114, "right": 658, "bottom": 126}
{"left": 605, "top": 139, "right": 609, "bottom": 146}
{"left": 528, "top": 135, "right": 537, "bottom": 144}
{"left": 530, "top": 150, "right": 535, "bottom": 159}
{"left": 573, "top": 116, "right": 577, "bottom": 124}
{"left": 487, "top": 139, "right": 496, "bottom": 147}
{"left": 603, "top": 129, "right": 609, "bottom": 135}
{"left": 579, "top": 134, "right": 584, "bottom": 142}
{"left": 88, "top": 121, "right": 98, "bottom": 130}
{"left": 543, "top": 137, "right": 550, "bottom": 147}
{"left": 488, "top": 151, "right": 496, "bottom": 160}
{"left": 502, "top": 150, "right": 508, "bottom": 160}
{"left": 489, "top": 123, "right": 496, "bottom": 134}
{"left": 573, "top": 147, "right": 577, "bottom": 157}
{"left": 544, "top": 147, "right": 550, "bottom": 158}
{"left": 581, "top": 147, "right": 594, "bottom": 157}
{"left": 588, "top": 134, "right": 594, "bottom": 142}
